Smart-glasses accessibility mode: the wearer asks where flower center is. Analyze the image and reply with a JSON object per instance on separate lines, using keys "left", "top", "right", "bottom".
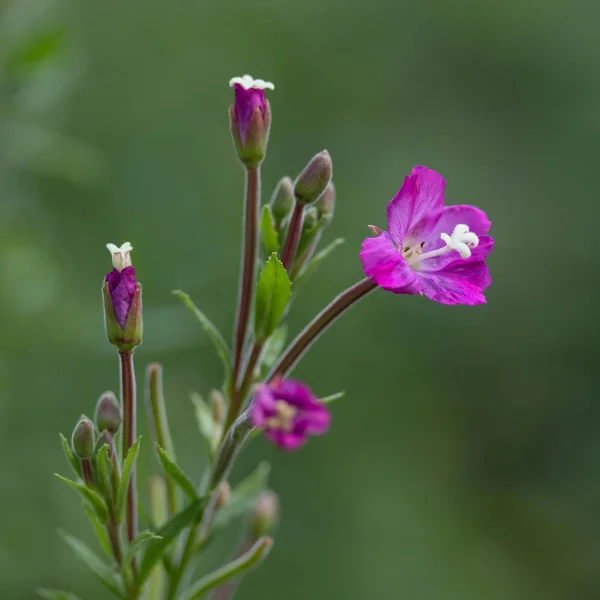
{"left": 402, "top": 224, "right": 479, "bottom": 266}
{"left": 265, "top": 400, "right": 297, "bottom": 432}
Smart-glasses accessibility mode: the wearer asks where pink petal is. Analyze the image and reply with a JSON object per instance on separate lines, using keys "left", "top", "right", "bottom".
{"left": 419, "top": 261, "right": 491, "bottom": 305}
{"left": 360, "top": 233, "right": 422, "bottom": 294}
{"left": 387, "top": 166, "right": 445, "bottom": 243}
{"left": 265, "top": 430, "right": 306, "bottom": 451}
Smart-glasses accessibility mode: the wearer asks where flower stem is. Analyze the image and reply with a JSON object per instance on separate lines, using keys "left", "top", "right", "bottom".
{"left": 146, "top": 363, "right": 178, "bottom": 516}
{"left": 119, "top": 351, "right": 137, "bottom": 546}
{"left": 232, "top": 166, "right": 261, "bottom": 394}
{"left": 279, "top": 203, "right": 304, "bottom": 270}
{"left": 268, "top": 278, "right": 377, "bottom": 381}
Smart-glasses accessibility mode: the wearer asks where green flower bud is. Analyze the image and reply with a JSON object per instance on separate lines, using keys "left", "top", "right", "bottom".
{"left": 269, "top": 177, "right": 294, "bottom": 226}
{"left": 293, "top": 150, "right": 333, "bottom": 206}
{"left": 251, "top": 490, "right": 279, "bottom": 538}
{"left": 94, "top": 391, "right": 122, "bottom": 434}
{"left": 71, "top": 416, "right": 95, "bottom": 459}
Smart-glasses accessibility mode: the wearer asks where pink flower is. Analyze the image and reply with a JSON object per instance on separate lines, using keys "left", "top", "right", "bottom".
{"left": 105, "top": 242, "right": 137, "bottom": 328}
{"left": 250, "top": 379, "right": 330, "bottom": 451}
{"left": 360, "top": 166, "right": 494, "bottom": 305}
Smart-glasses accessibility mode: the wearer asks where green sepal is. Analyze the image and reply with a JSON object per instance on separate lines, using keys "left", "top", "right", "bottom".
{"left": 156, "top": 444, "right": 198, "bottom": 501}
{"left": 173, "top": 290, "right": 232, "bottom": 392}
{"left": 60, "top": 433, "right": 81, "bottom": 478}
{"left": 117, "top": 437, "right": 141, "bottom": 522}
{"left": 37, "top": 589, "right": 83, "bottom": 600}
{"left": 102, "top": 281, "right": 143, "bottom": 353}
{"left": 254, "top": 254, "right": 291, "bottom": 343}
{"left": 59, "top": 531, "right": 125, "bottom": 598}
{"left": 54, "top": 474, "right": 109, "bottom": 523}
{"left": 260, "top": 204, "right": 279, "bottom": 256}
{"left": 139, "top": 496, "right": 207, "bottom": 585}
{"left": 213, "top": 462, "right": 270, "bottom": 531}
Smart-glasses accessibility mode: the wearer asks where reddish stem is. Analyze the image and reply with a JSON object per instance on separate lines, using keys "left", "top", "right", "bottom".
{"left": 279, "top": 203, "right": 304, "bottom": 270}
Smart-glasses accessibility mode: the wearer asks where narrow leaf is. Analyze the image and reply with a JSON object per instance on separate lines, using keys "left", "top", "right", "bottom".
{"left": 260, "top": 204, "right": 279, "bottom": 256}
{"left": 320, "top": 391, "right": 346, "bottom": 403}
{"left": 173, "top": 290, "right": 231, "bottom": 386}
{"left": 59, "top": 531, "right": 124, "bottom": 598}
{"left": 214, "top": 462, "right": 270, "bottom": 530}
{"left": 296, "top": 238, "right": 345, "bottom": 285}
{"left": 54, "top": 474, "right": 108, "bottom": 523}
{"left": 139, "top": 496, "right": 207, "bottom": 584}
{"left": 94, "top": 444, "right": 113, "bottom": 503}
{"left": 122, "top": 530, "right": 161, "bottom": 572}
{"left": 254, "top": 254, "right": 291, "bottom": 342}
{"left": 83, "top": 503, "right": 112, "bottom": 558}
{"left": 117, "top": 437, "right": 142, "bottom": 521}
{"left": 37, "top": 589, "right": 83, "bottom": 600}
{"left": 156, "top": 444, "right": 198, "bottom": 501}
{"left": 59, "top": 433, "right": 81, "bottom": 477}
{"left": 260, "top": 325, "right": 287, "bottom": 373}
{"left": 190, "top": 392, "right": 215, "bottom": 457}
{"left": 177, "top": 537, "right": 273, "bottom": 600}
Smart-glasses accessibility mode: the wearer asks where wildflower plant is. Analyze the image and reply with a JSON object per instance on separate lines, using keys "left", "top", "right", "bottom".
{"left": 45, "top": 74, "right": 494, "bottom": 600}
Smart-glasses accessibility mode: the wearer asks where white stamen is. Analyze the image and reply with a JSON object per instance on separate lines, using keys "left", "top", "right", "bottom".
{"left": 406, "top": 223, "right": 479, "bottom": 265}
{"left": 229, "top": 74, "right": 275, "bottom": 91}
{"left": 265, "top": 400, "right": 296, "bottom": 432}
{"left": 106, "top": 242, "right": 133, "bottom": 272}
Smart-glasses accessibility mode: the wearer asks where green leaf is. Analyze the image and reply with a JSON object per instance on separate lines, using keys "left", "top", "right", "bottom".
{"left": 320, "top": 391, "right": 346, "bottom": 403}
{"left": 54, "top": 474, "right": 108, "bottom": 523}
{"left": 254, "top": 254, "right": 291, "bottom": 342}
{"left": 156, "top": 444, "right": 198, "bottom": 501}
{"left": 94, "top": 444, "right": 113, "bottom": 504}
{"left": 173, "top": 290, "right": 232, "bottom": 387}
{"left": 260, "top": 204, "right": 279, "bottom": 256}
{"left": 214, "top": 462, "right": 270, "bottom": 531}
{"left": 296, "top": 238, "right": 345, "bottom": 285}
{"left": 122, "top": 530, "right": 161, "bottom": 572}
{"left": 59, "top": 433, "right": 81, "bottom": 478}
{"left": 139, "top": 496, "right": 207, "bottom": 585}
{"left": 37, "top": 589, "right": 83, "bottom": 600}
{"left": 59, "top": 531, "right": 124, "bottom": 598}
{"left": 190, "top": 392, "right": 215, "bottom": 458}
{"left": 83, "top": 503, "right": 112, "bottom": 559}
{"left": 260, "top": 325, "right": 287, "bottom": 373}
{"left": 117, "top": 437, "right": 142, "bottom": 521}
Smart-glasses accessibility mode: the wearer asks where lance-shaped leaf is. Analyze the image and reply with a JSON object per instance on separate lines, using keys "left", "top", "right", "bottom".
{"left": 254, "top": 254, "right": 291, "bottom": 342}
{"left": 122, "top": 530, "right": 162, "bottom": 574}
{"left": 83, "top": 503, "right": 112, "bottom": 559}
{"left": 94, "top": 444, "right": 113, "bottom": 504}
{"left": 117, "top": 437, "right": 141, "bottom": 521}
{"left": 260, "top": 325, "right": 287, "bottom": 373}
{"left": 156, "top": 444, "right": 198, "bottom": 501}
{"left": 139, "top": 496, "right": 207, "bottom": 584}
{"left": 37, "top": 589, "right": 83, "bottom": 600}
{"left": 260, "top": 204, "right": 279, "bottom": 256}
{"left": 54, "top": 474, "right": 108, "bottom": 523}
{"left": 59, "top": 531, "right": 125, "bottom": 598}
{"left": 173, "top": 290, "right": 231, "bottom": 388}
{"left": 59, "top": 433, "right": 81, "bottom": 478}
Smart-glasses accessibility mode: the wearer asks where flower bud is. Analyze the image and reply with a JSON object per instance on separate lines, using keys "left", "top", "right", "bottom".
{"left": 104, "top": 242, "right": 143, "bottom": 352}
{"left": 294, "top": 206, "right": 320, "bottom": 260}
{"left": 215, "top": 481, "right": 231, "bottom": 509}
{"left": 94, "top": 391, "right": 122, "bottom": 434}
{"left": 229, "top": 75, "right": 274, "bottom": 168}
{"left": 269, "top": 177, "right": 294, "bottom": 227}
{"left": 251, "top": 491, "right": 279, "bottom": 538}
{"left": 71, "top": 416, "right": 95, "bottom": 459}
{"left": 315, "top": 181, "right": 336, "bottom": 224}
{"left": 293, "top": 150, "right": 333, "bottom": 206}
{"left": 95, "top": 429, "right": 116, "bottom": 457}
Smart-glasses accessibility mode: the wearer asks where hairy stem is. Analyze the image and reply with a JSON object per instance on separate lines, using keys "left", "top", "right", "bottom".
{"left": 268, "top": 278, "right": 377, "bottom": 380}
{"left": 232, "top": 166, "right": 261, "bottom": 394}
{"left": 279, "top": 203, "right": 304, "bottom": 270}
{"left": 119, "top": 351, "right": 137, "bottom": 547}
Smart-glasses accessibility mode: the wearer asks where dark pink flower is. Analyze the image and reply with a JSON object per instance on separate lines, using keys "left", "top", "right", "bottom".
{"left": 105, "top": 242, "right": 137, "bottom": 328}
{"left": 229, "top": 74, "right": 274, "bottom": 146}
{"left": 250, "top": 379, "right": 330, "bottom": 451}
{"left": 360, "top": 166, "right": 494, "bottom": 305}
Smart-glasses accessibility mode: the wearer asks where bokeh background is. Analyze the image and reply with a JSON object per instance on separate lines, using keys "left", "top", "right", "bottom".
{"left": 1, "top": 0, "right": 599, "bottom": 598}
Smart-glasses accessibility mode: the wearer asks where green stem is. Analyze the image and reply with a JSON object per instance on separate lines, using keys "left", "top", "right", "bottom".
{"left": 146, "top": 363, "right": 178, "bottom": 515}
{"left": 177, "top": 537, "right": 273, "bottom": 600}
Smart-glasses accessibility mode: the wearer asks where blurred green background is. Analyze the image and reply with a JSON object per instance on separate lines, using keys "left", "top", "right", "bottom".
{"left": 2, "top": 0, "right": 599, "bottom": 598}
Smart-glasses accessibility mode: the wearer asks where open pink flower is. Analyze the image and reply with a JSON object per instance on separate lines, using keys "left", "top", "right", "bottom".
{"left": 250, "top": 379, "right": 330, "bottom": 451}
{"left": 360, "top": 166, "right": 494, "bottom": 305}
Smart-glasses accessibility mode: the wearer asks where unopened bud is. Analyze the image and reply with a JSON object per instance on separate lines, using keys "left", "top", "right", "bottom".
{"left": 216, "top": 481, "right": 231, "bottom": 509}
{"left": 315, "top": 181, "right": 336, "bottom": 224}
{"left": 95, "top": 429, "right": 116, "bottom": 458}
{"left": 293, "top": 150, "right": 333, "bottom": 206}
{"left": 210, "top": 389, "right": 225, "bottom": 424}
{"left": 94, "top": 391, "right": 122, "bottom": 434}
{"left": 251, "top": 490, "right": 279, "bottom": 538}
{"left": 269, "top": 177, "right": 294, "bottom": 225}
{"left": 72, "top": 416, "right": 95, "bottom": 459}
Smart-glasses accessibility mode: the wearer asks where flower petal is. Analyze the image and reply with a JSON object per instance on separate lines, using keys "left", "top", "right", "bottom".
{"left": 250, "top": 384, "right": 276, "bottom": 428}
{"left": 360, "top": 233, "right": 422, "bottom": 294}
{"left": 264, "top": 430, "right": 306, "bottom": 451}
{"left": 106, "top": 266, "right": 137, "bottom": 328}
{"left": 387, "top": 166, "right": 445, "bottom": 243}
{"left": 419, "top": 261, "right": 491, "bottom": 305}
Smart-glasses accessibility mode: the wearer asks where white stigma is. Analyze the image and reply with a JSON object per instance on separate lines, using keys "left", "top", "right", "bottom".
{"left": 265, "top": 400, "right": 296, "bottom": 432}
{"left": 106, "top": 242, "right": 133, "bottom": 272}
{"left": 229, "top": 74, "right": 275, "bottom": 91}
{"left": 440, "top": 224, "right": 479, "bottom": 259}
